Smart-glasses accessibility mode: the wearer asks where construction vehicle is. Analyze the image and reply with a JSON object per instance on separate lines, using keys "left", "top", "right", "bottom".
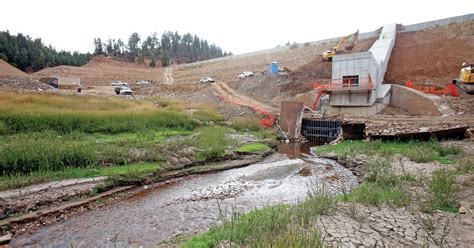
{"left": 452, "top": 63, "right": 474, "bottom": 94}
{"left": 323, "top": 30, "right": 359, "bottom": 61}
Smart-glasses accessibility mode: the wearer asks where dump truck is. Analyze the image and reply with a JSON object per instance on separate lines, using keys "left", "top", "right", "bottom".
{"left": 453, "top": 63, "right": 474, "bottom": 94}
{"left": 323, "top": 30, "right": 359, "bottom": 61}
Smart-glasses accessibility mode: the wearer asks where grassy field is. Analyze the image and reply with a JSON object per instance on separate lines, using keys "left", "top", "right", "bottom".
{"left": 0, "top": 92, "right": 275, "bottom": 190}
{"left": 313, "top": 140, "right": 462, "bottom": 164}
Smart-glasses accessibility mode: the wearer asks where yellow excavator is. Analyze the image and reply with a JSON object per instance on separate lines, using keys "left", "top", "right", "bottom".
{"left": 323, "top": 30, "right": 359, "bottom": 61}
{"left": 453, "top": 63, "right": 474, "bottom": 94}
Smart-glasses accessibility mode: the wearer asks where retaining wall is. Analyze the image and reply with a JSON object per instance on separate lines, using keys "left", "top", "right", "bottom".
{"left": 401, "top": 13, "right": 474, "bottom": 32}
{"left": 389, "top": 85, "right": 442, "bottom": 116}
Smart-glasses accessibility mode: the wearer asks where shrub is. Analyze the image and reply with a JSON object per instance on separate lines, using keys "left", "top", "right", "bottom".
{"left": 455, "top": 158, "right": 474, "bottom": 174}
{"left": 295, "top": 185, "right": 336, "bottom": 225}
{"left": 427, "top": 169, "right": 458, "bottom": 209}
{"left": 406, "top": 146, "right": 437, "bottom": 163}
{"left": 189, "top": 126, "right": 233, "bottom": 160}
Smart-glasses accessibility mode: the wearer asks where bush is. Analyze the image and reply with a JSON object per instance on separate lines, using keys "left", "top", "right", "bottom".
{"left": 427, "top": 169, "right": 458, "bottom": 209}
{"left": 295, "top": 185, "right": 336, "bottom": 225}
{"left": 189, "top": 126, "right": 233, "bottom": 160}
{"left": 405, "top": 146, "right": 437, "bottom": 163}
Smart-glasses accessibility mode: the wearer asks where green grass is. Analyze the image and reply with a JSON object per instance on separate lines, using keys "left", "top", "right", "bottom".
{"left": 345, "top": 182, "right": 411, "bottom": 207}
{"left": 426, "top": 169, "right": 459, "bottom": 211}
{"left": 185, "top": 186, "right": 333, "bottom": 247}
{"left": 0, "top": 92, "right": 200, "bottom": 134}
{"left": 341, "top": 158, "right": 411, "bottom": 207}
{"left": 314, "top": 140, "right": 461, "bottom": 164}
{"left": 236, "top": 143, "right": 271, "bottom": 153}
{"left": 92, "top": 129, "right": 193, "bottom": 143}
{"left": 0, "top": 162, "right": 161, "bottom": 191}
{"left": 187, "top": 126, "right": 235, "bottom": 160}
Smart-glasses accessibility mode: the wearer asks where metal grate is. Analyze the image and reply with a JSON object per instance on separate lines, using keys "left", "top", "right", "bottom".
{"left": 301, "top": 119, "right": 342, "bottom": 144}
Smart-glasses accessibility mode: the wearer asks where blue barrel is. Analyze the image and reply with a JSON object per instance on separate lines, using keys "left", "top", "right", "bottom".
{"left": 270, "top": 61, "right": 279, "bottom": 74}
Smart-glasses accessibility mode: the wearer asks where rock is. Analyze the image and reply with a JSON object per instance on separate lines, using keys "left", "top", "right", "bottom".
{"left": 0, "top": 233, "right": 12, "bottom": 245}
{"left": 419, "top": 127, "right": 430, "bottom": 132}
{"left": 465, "top": 129, "right": 473, "bottom": 138}
{"left": 323, "top": 152, "right": 339, "bottom": 160}
{"left": 459, "top": 206, "right": 468, "bottom": 214}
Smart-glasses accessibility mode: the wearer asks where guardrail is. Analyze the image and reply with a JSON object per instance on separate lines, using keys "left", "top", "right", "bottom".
{"left": 313, "top": 77, "right": 375, "bottom": 92}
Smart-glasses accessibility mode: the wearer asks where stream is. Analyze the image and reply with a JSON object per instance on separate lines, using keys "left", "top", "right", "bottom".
{"left": 11, "top": 144, "right": 358, "bottom": 247}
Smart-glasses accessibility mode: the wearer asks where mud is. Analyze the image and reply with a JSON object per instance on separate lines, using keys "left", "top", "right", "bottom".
{"left": 11, "top": 154, "right": 357, "bottom": 247}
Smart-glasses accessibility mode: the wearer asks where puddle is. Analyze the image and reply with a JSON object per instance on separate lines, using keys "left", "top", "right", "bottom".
{"left": 12, "top": 146, "right": 357, "bottom": 247}
{"left": 277, "top": 142, "right": 318, "bottom": 158}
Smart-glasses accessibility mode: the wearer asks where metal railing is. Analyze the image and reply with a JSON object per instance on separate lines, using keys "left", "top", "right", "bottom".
{"left": 313, "top": 77, "right": 375, "bottom": 92}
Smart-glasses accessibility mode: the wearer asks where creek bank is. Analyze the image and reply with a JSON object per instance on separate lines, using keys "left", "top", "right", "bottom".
{"left": 1, "top": 149, "right": 273, "bottom": 240}
{"left": 9, "top": 149, "right": 358, "bottom": 247}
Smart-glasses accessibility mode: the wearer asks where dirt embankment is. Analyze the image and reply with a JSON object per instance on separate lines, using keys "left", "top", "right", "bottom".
{"left": 0, "top": 59, "right": 53, "bottom": 91}
{"left": 0, "top": 59, "right": 29, "bottom": 77}
{"left": 281, "top": 37, "right": 378, "bottom": 95}
{"left": 385, "top": 21, "right": 474, "bottom": 85}
{"left": 33, "top": 55, "right": 164, "bottom": 86}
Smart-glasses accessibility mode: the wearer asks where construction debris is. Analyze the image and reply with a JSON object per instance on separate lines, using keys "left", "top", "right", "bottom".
{"left": 0, "top": 77, "right": 53, "bottom": 91}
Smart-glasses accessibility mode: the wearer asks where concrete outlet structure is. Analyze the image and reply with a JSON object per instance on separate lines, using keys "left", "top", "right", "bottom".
{"left": 324, "top": 23, "right": 397, "bottom": 116}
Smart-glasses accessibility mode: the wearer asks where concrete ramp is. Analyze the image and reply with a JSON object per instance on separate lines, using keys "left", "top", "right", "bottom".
{"left": 389, "top": 85, "right": 442, "bottom": 116}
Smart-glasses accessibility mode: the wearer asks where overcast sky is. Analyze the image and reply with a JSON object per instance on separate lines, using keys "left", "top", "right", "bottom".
{"left": 0, "top": 0, "right": 471, "bottom": 55}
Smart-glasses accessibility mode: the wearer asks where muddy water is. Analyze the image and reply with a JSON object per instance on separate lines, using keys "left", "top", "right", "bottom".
{"left": 12, "top": 153, "right": 357, "bottom": 247}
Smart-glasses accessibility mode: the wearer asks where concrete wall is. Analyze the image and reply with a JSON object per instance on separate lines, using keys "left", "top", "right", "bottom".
{"left": 401, "top": 13, "right": 474, "bottom": 32}
{"left": 368, "top": 23, "right": 397, "bottom": 87}
{"left": 389, "top": 85, "right": 442, "bottom": 116}
{"left": 329, "top": 23, "right": 395, "bottom": 108}
{"left": 58, "top": 77, "right": 81, "bottom": 86}
{"left": 329, "top": 91, "right": 376, "bottom": 107}
{"left": 332, "top": 52, "right": 379, "bottom": 87}
{"left": 323, "top": 103, "right": 386, "bottom": 116}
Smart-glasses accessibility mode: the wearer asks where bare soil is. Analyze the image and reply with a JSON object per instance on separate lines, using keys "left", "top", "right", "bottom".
{"left": 385, "top": 21, "right": 474, "bottom": 85}
{"left": 280, "top": 37, "right": 378, "bottom": 95}
{"left": 0, "top": 59, "right": 28, "bottom": 77}
{"left": 33, "top": 56, "right": 165, "bottom": 86}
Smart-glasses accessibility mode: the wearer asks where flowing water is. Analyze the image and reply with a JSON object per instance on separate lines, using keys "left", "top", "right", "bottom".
{"left": 12, "top": 146, "right": 357, "bottom": 247}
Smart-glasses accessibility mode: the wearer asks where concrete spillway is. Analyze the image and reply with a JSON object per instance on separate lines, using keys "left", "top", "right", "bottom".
{"left": 325, "top": 23, "right": 397, "bottom": 115}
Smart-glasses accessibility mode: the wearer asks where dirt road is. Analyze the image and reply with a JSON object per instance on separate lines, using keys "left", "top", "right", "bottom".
{"left": 164, "top": 67, "right": 174, "bottom": 84}
{"left": 212, "top": 82, "right": 279, "bottom": 114}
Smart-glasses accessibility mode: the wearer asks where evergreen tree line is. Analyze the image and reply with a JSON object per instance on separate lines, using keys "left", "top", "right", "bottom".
{"left": 93, "top": 31, "right": 231, "bottom": 67}
{"left": 0, "top": 31, "right": 93, "bottom": 72}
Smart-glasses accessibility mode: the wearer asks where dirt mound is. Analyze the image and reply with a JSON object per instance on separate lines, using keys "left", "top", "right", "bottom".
{"left": 385, "top": 21, "right": 474, "bottom": 85}
{"left": 0, "top": 76, "right": 52, "bottom": 91}
{"left": 281, "top": 56, "right": 332, "bottom": 95}
{"left": 281, "top": 37, "right": 378, "bottom": 95}
{"left": 34, "top": 56, "right": 163, "bottom": 85}
{"left": 0, "top": 59, "right": 28, "bottom": 77}
{"left": 83, "top": 55, "right": 151, "bottom": 69}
